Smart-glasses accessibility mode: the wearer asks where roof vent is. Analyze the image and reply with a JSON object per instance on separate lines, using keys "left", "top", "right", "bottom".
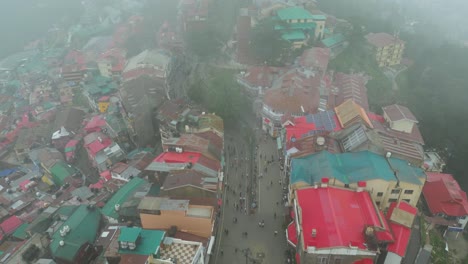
{"left": 386, "top": 152, "right": 392, "bottom": 158}
{"left": 316, "top": 136, "right": 325, "bottom": 146}
{"left": 312, "top": 229, "right": 317, "bottom": 238}
{"left": 59, "top": 240, "right": 65, "bottom": 247}
{"left": 115, "top": 204, "right": 120, "bottom": 211}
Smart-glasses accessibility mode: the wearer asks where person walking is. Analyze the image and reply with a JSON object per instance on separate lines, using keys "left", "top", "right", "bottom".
{"left": 274, "top": 212, "right": 277, "bottom": 219}
{"left": 274, "top": 231, "right": 278, "bottom": 236}
{"left": 221, "top": 249, "right": 223, "bottom": 256}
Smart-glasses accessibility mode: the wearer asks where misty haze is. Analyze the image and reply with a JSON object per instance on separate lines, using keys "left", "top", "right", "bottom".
{"left": 0, "top": 0, "right": 466, "bottom": 264}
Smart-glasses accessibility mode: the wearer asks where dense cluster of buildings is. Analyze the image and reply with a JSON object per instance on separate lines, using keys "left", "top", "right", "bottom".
{"left": 0, "top": 0, "right": 224, "bottom": 263}
{"left": 235, "top": 2, "right": 466, "bottom": 264}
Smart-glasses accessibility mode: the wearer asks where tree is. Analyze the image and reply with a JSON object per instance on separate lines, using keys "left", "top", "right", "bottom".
{"left": 185, "top": 27, "right": 222, "bottom": 60}
{"left": 249, "top": 19, "right": 290, "bottom": 66}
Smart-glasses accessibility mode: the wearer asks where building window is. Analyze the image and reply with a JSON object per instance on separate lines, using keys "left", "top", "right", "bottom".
{"left": 318, "top": 257, "right": 327, "bottom": 264}
{"left": 404, "top": 190, "right": 414, "bottom": 194}
{"left": 344, "top": 184, "right": 350, "bottom": 188}
{"left": 334, "top": 259, "right": 342, "bottom": 264}
{"left": 376, "top": 201, "right": 381, "bottom": 206}
{"left": 403, "top": 199, "right": 411, "bottom": 203}
{"left": 389, "top": 198, "right": 398, "bottom": 203}
{"left": 377, "top": 192, "right": 383, "bottom": 197}
{"left": 391, "top": 189, "right": 400, "bottom": 194}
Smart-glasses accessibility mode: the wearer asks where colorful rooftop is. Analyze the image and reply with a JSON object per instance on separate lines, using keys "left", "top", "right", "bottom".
{"left": 118, "top": 227, "right": 165, "bottom": 255}
{"left": 321, "top": 33, "right": 346, "bottom": 48}
{"left": 101, "top": 177, "right": 146, "bottom": 219}
{"left": 290, "top": 151, "right": 424, "bottom": 185}
{"left": 291, "top": 186, "right": 393, "bottom": 250}
{"left": 277, "top": 7, "right": 314, "bottom": 21}
{"left": 386, "top": 201, "right": 417, "bottom": 257}
{"left": 284, "top": 110, "right": 341, "bottom": 144}
{"left": 423, "top": 173, "right": 468, "bottom": 217}
{"left": 49, "top": 205, "right": 101, "bottom": 262}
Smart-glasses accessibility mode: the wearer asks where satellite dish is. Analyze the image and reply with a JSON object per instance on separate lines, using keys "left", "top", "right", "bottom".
{"left": 316, "top": 136, "right": 325, "bottom": 146}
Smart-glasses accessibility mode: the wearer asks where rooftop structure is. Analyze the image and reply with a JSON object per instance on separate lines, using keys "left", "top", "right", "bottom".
{"left": 123, "top": 49, "right": 172, "bottom": 82}
{"left": 423, "top": 173, "right": 468, "bottom": 217}
{"left": 385, "top": 201, "right": 417, "bottom": 262}
{"left": 365, "top": 33, "right": 404, "bottom": 48}
{"left": 334, "top": 99, "right": 373, "bottom": 129}
{"left": 329, "top": 72, "right": 370, "bottom": 111}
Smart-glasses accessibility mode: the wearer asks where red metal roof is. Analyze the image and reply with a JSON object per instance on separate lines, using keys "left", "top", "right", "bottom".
{"left": 365, "top": 33, "right": 404, "bottom": 48}
{"left": 0, "top": 215, "right": 23, "bottom": 235}
{"left": 284, "top": 112, "right": 341, "bottom": 144}
{"left": 296, "top": 186, "right": 392, "bottom": 249}
{"left": 299, "top": 47, "right": 330, "bottom": 73}
{"left": 386, "top": 202, "right": 417, "bottom": 257}
{"left": 332, "top": 73, "right": 370, "bottom": 111}
{"left": 85, "top": 115, "right": 107, "bottom": 133}
{"left": 154, "top": 151, "right": 201, "bottom": 164}
{"left": 423, "top": 173, "right": 468, "bottom": 217}
{"left": 239, "top": 66, "right": 286, "bottom": 89}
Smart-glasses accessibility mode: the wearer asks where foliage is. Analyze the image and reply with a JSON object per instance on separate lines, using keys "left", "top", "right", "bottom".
{"left": 185, "top": 28, "right": 222, "bottom": 60}
{"left": 249, "top": 19, "right": 291, "bottom": 66}
{"left": 22, "top": 244, "right": 40, "bottom": 264}
{"left": 188, "top": 68, "right": 249, "bottom": 126}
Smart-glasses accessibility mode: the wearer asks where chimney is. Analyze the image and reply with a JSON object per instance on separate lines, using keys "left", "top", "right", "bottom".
{"left": 357, "top": 181, "right": 366, "bottom": 192}
{"left": 321, "top": 177, "right": 329, "bottom": 188}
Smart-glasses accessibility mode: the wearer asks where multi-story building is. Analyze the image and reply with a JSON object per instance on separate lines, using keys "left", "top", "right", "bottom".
{"left": 289, "top": 150, "right": 426, "bottom": 209}
{"left": 274, "top": 7, "right": 326, "bottom": 49}
{"left": 365, "top": 32, "right": 405, "bottom": 67}
{"left": 139, "top": 196, "right": 215, "bottom": 238}
{"left": 287, "top": 185, "right": 394, "bottom": 264}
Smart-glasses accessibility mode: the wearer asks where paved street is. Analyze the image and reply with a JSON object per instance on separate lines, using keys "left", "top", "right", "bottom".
{"left": 212, "top": 124, "right": 289, "bottom": 264}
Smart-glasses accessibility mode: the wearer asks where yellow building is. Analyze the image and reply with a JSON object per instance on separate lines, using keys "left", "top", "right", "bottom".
{"left": 138, "top": 197, "right": 215, "bottom": 238}
{"left": 288, "top": 151, "right": 426, "bottom": 210}
{"left": 365, "top": 32, "right": 405, "bottom": 67}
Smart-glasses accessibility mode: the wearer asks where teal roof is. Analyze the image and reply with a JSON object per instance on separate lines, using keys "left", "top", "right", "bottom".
{"left": 12, "top": 223, "right": 29, "bottom": 240}
{"left": 321, "top": 33, "right": 346, "bottom": 48}
{"left": 282, "top": 31, "right": 306, "bottom": 41}
{"left": 290, "top": 151, "right": 397, "bottom": 185}
{"left": 275, "top": 22, "right": 316, "bottom": 31}
{"left": 311, "top": 14, "right": 326, "bottom": 20}
{"left": 50, "top": 205, "right": 101, "bottom": 262}
{"left": 118, "top": 228, "right": 165, "bottom": 256}
{"left": 277, "top": 7, "right": 314, "bottom": 21}
{"left": 119, "top": 227, "right": 141, "bottom": 243}
{"left": 101, "top": 177, "right": 146, "bottom": 219}
{"left": 50, "top": 161, "right": 79, "bottom": 186}
{"left": 55, "top": 205, "right": 79, "bottom": 217}
{"left": 388, "top": 157, "right": 426, "bottom": 185}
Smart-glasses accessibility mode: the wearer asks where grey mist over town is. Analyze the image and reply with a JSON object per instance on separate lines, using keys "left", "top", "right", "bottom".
{"left": 0, "top": 0, "right": 466, "bottom": 264}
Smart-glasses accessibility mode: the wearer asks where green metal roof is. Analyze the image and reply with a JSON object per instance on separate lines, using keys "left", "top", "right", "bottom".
{"left": 12, "top": 223, "right": 29, "bottom": 240}
{"left": 321, "top": 33, "right": 346, "bottom": 48}
{"left": 50, "top": 205, "right": 101, "bottom": 262}
{"left": 118, "top": 228, "right": 165, "bottom": 256}
{"left": 281, "top": 31, "right": 306, "bottom": 41}
{"left": 291, "top": 151, "right": 424, "bottom": 185}
{"left": 101, "top": 177, "right": 146, "bottom": 220}
{"left": 50, "top": 161, "right": 78, "bottom": 186}
{"left": 311, "top": 14, "right": 327, "bottom": 20}
{"left": 119, "top": 227, "right": 141, "bottom": 243}
{"left": 277, "top": 7, "right": 314, "bottom": 21}
{"left": 275, "top": 22, "right": 316, "bottom": 31}
{"left": 55, "top": 205, "right": 79, "bottom": 218}
{"left": 290, "top": 151, "right": 398, "bottom": 185}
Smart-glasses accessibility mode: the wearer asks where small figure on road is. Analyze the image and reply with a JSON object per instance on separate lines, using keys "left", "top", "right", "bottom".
{"left": 270, "top": 180, "right": 273, "bottom": 185}
{"left": 274, "top": 231, "right": 278, "bottom": 236}
{"left": 233, "top": 217, "right": 237, "bottom": 223}
{"left": 221, "top": 249, "right": 224, "bottom": 256}
{"left": 274, "top": 212, "right": 277, "bottom": 219}
{"left": 235, "top": 247, "right": 238, "bottom": 253}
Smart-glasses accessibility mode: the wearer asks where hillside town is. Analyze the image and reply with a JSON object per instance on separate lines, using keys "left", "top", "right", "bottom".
{"left": 0, "top": 0, "right": 464, "bottom": 264}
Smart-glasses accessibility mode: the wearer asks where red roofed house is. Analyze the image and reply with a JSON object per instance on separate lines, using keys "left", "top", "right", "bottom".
{"left": 422, "top": 173, "right": 468, "bottom": 231}
{"left": 365, "top": 32, "right": 405, "bottom": 67}
{"left": 298, "top": 47, "right": 330, "bottom": 78}
{"left": 288, "top": 182, "right": 393, "bottom": 264}
{"left": 0, "top": 215, "right": 23, "bottom": 236}
{"left": 262, "top": 69, "right": 321, "bottom": 137}
{"left": 97, "top": 48, "right": 127, "bottom": 78}
{"left": 84, "top": 132, "right": 126, "bottom": 172}
{"left": 237, "top": 66, "right": 286, "bottom": 95}
{"left": 61, "top": 50, "right": 87, "bottom": 82}
{"left": 145, "top": 151, "right": 221, "bottom": 179}
{"left": 384, "top": 201, "right": 417, "bottom": 264}
{"left": 328, "top": 72, "right": 370, "bottom": 111}
{"left": 162, "top": 133, "right": 222, "bottom": 162}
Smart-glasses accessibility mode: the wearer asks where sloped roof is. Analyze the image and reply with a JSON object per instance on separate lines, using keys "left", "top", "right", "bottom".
{"left": 264, "top": 85, "right": 319, "bottom": 114}
{"left": 295, "top": 186, "right": 392, "bottom": 249}
{"left": 50, "top": 205, "right": 101, "bottom": 262}
{"left": 299, "top": 47, "right": 330, "bottom": 72}
{"left": 321, "top": 33, "right": 345, "bottom": 48}
{"left": 101, "top": 177, "right": 146, "bottom": 219}
{"left": 284, "top": 110, "right": 341, "bottom": 143}
{"left": 198, "top": 114, "right": 224, "bottom": 134}
{"left": 53, "top": 107, "right": 86, "bottom": 133}
{"left": 334, "top": 99, "right": 372, "bottom": 128}
{"left": 118, "top": 228, "right": 165, "bottom": 255}
{"left": 365, "top": 32, "right": 404, "bottom": 48}
{"left": 332, "top": 72, "right": 370, "bottom": 111}
{"left": 50, "top": 161, "right": 79, "bottom": 186}
{"left": 370, "top": 115, "right": 424, "bottom": 145}
{"left": 0, "top": 215, "right": 23, "bottom": 235}
{"left": 291, "top": 151, "right": 397, "bottom": 185}
{"left": 383, "top": 104, "right": 418, "bottom": 123}
{"left": 162, "top": 170, "right": 216, "bottom": 191}
{"left": 277, "top": 7, "right": 313, "bottom": 20}
{"left": 386, "top": 202, "right": 417, "bottom": 257}
{"left": 239, "top": 66, "right": 285, "bottom": 89}
{"left": 423, "top": 173, "right": 468, "bottom": 217}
